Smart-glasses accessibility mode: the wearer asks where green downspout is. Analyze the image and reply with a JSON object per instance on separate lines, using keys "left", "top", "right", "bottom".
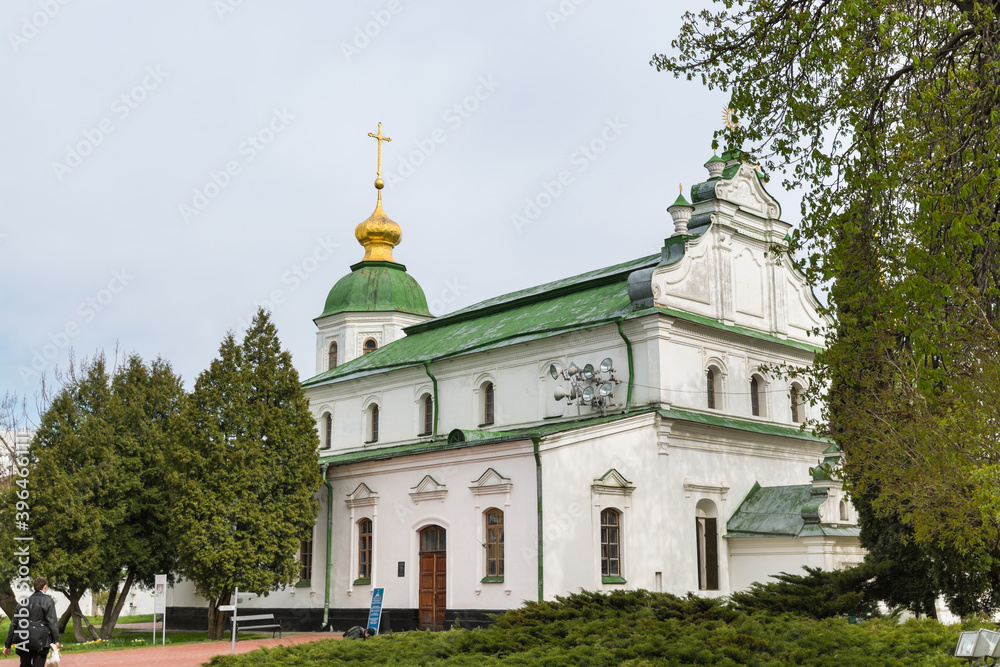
{"left": 321, "top": 463, "right": 333, "bottom": 629}
{"left": 423, "top": 361, "right": 439, "bottom": 438}
{"left": 532, "top": 435, "right": 543, "bottom": 602}
{"left": 615, "top": 318, "right": 634, "bottom": 411}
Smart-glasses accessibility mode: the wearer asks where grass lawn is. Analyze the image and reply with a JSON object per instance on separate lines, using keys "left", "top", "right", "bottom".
{"left": 0, "top": 615, "right": 231, "bottom": 654}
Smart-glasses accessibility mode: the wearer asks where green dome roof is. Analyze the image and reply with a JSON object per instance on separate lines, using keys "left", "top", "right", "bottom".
{"left": 320, "top": 260, "right": 432, "bottom": 318}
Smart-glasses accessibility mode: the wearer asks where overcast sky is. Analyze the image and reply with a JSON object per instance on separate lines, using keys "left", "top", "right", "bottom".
{"left": 2, "top": 0, "right": 795, "bottom": 416}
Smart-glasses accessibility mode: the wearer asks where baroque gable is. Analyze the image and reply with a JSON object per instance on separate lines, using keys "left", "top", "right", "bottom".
{"left": 713, "top": 163, "right": 781, "bottom": 220}
{"left": 635, "top": 158, "right": 825, "bottom": 346}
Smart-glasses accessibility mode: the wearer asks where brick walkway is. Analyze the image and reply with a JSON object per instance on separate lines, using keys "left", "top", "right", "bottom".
{"left": 57, "top": 633, "right": 338, "bottom": 667}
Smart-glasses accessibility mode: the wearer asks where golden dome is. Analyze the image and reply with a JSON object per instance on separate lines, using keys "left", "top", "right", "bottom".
{"left": 354, "top": 189, "right": 401, "bottom": 263}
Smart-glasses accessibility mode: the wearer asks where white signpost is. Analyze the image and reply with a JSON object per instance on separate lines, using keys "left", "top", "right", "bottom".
{"left": 221, "top": 586, "right": 242, "bottom": 655}
{"left": 153, "top": 574, "right": 167, "bottom": 645}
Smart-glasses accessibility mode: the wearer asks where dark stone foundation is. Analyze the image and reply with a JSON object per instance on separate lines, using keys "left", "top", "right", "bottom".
{"left": 166, "top": 606, "right": 501, "bottom": 633}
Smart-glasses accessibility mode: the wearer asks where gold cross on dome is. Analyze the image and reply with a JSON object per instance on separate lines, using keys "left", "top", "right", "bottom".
{"left": 367, "top": 122, "right": 392, "bottom": 176}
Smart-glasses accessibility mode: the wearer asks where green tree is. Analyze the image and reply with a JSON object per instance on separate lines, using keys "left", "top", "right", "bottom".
{"left": 15, "top": 353, "right": 184, "bottom": 641}
{"left": 97, "top": 354, "right": 185, "bottom": 638}
{"left": 171, "top": 309, "right": 321, "bottom": 639}
{"left": 653, "top": 1, "right": 1000, "bottom": 613}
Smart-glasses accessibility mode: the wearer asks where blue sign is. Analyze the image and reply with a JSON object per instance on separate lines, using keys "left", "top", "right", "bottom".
{"left": 367, "top": 588, "right": 384, "bottom": 634}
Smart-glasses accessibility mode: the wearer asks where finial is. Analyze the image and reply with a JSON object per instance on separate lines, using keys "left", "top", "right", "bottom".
{"left": 368, "top": 122, "right": 392, "bottom": 194}
{"left": 704, "top": 154, "right": 725, "bottom": 179}
{"left": 722, "top": 106, "right": 738, "bottom": 130}
{"left": 356, "top": 122, "right": 401, "bottom": 263}
{"left": 668, "top": 186, "right": 694, "bottom": 237}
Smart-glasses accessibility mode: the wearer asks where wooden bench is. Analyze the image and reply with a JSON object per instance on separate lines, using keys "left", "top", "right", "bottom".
{"left": 230, "top": 613, "right": 283, "bottom": 641}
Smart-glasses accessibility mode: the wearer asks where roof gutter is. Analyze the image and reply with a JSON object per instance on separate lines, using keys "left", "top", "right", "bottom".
{"left": 320, "top": 463, "right": 333, "bottom": 629}
{"left": 532, "top": 435, "right": 543, "bottom": 602}
{"left": 615, "top": 318, "right": 634, "bottom": 411}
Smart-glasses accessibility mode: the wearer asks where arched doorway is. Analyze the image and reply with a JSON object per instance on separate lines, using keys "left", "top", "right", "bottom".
{"left": 418, "top": 525, "right": 446, "bottom": 630}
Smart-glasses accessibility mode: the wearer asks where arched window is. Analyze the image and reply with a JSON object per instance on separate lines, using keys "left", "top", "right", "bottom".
{"left": 600, "top": 508, "right": 621, "bottom": 577}
{"left": 324, "top": 412, "right": 332, "bottom": 449}
{"left": 483, "top": 382, "right": 495, "bottom": 425}
{"left": 328, "top": 342, "right": 338, "bottom": 370}
{"left": 358, "top": 518, "right": 373, "bottom": 582}
{"left": 367, "top": 405, "right": 379, "bottom": 443}
{"left": 422, "top": 394, "right": 433, "bottom": 436}
{"left": 696, "top": 500, "right": 719, "bottom": 591}
{"left": 485, "top": 509, "right": 504, "bottom": 578}
{"left": 839, "top": 500, "right": 849, "bottom": 522}
{"left": 790, "top": 384, "right": 802, "bottom": 423}
{"left": 363, "top": 338, "right": 378, "bottom": 355}
{"left": 706, "top": 368, "right": 717, "bottom": 409}
{"left": 299, "top": 534, "right": 313, "bottom": 582}
{"left": 750, "top": 376, "right": 761, "bottom": 417}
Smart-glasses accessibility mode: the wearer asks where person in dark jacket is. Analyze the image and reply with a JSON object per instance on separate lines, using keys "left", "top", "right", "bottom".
{"left": 3, "top": 576, "right": 61, "bottom": 667}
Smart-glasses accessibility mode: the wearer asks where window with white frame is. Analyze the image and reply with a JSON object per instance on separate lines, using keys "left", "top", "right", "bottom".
{"left": 484, "top": 508, "right": 504, "bottom": 579}
{"left": 591, "top": 469, "right": 633, "bottom": 586}
{"left": 357, "top": 518, "right": 373, "bottom": 583}
{"left": 366, "top": 404, "right": 380, "bottom": 443}
{"left": 478, "top": 381, "right": 495, "bottom": 426}
{"left": 750, "top": 374, "right": 766, "bottom": 417}
{"left": 790, "top": 382, "right": 804, "bottom": 423}
{"left": 706, "top": 368, "right": 717, "bottom": 409}
{"left": 421, "top": 394, "right": 433, "bottom": 436}
{"left": 600, "top": 508, "right": 622, "bottom": 578}
{"left": 696, "top": 499, "right": 720, "bottom": 591}
{"left": 299, "top": 534, "right": 313, "bottom": 582}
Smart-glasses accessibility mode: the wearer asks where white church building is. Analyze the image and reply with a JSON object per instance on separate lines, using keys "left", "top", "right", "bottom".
{"left": 170, "top": 137, "right": 863, "bottom": 632}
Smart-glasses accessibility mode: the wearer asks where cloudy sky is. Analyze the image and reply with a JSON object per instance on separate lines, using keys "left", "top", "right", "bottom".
{"left": 2, "top": 0, "right": 789, "bottom": 414}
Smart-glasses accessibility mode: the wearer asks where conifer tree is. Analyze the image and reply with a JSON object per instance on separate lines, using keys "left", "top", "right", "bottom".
{"left": 11, "top": 352, "right": 184, "bottom": 642}
{"left": 171, "top": 309, "right": 321, "bottom": 639}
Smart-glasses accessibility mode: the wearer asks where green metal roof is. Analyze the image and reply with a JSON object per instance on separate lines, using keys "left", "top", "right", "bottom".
{"left": 304, "top": 251, "right": 821, "bottom": 389}
{"left": 656, "top": 407, "right": 829, "bottom": 443}
{"left": 319, "top": 260, "right": 431, "bottom": 318}
{"left": 726, "top": 482, "right": 860, "bottom": 539}
{"left": 317, "top": 405, "right": 827, "bottom": 467}
{"left": 304, "top": 255, "right": 659, "bottom": 387}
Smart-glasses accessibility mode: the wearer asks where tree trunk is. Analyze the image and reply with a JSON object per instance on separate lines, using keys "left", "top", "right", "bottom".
{"left": 70, "top": 595, "right": 99, "bottom": 643}
{"left": 207, "top": 590, "right": 232, "bottom": 640}
{"left": 100, "top": 569, "right": 135, "bottom": 640}
{"left": 0, "top": 583, "right": 18, "bottom": 619}
{"left": 57, "top": 604, "right": 71, "bottom": 635}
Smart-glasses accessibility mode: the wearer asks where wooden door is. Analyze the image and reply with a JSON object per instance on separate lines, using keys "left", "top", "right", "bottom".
{"left": 418, "top": 526, "right": 446, "bottom": 630}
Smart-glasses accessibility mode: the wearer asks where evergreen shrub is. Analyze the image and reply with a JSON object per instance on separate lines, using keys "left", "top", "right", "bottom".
{"left": 208, "top": 589, "right": 983, "bottom": 666}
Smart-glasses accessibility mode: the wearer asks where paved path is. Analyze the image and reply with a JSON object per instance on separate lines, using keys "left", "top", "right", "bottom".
{"left": 56, "top": 633, "right": 338, "bottom": 667}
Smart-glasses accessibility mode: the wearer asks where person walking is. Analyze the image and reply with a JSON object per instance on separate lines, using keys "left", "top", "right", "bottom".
{"left": 3, "top": 577, "right": 61, "bottom": 667}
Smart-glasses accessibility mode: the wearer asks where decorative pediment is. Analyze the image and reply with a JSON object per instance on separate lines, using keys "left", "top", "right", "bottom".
{"left": 682, "top": 478, "right": 729, "bottom": 501}
{"left": 345, "top": 482, "right": 379, "bottom": 508}
{"left": 469, "top": 468, "right": 512, "bottom": 496}
{"left": 592, "top": 469, "right": 635, "bottom": 496}
{"left": 713, "top": 163, "right": 781, "bottom": 220}
{"left": 410, "top": 475, "right": 447, "bottom": 503}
